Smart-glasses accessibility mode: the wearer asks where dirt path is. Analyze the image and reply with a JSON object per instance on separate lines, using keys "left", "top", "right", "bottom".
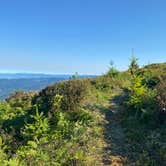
{"left": 101, "top": 90, "right": 128, "bottom": 166}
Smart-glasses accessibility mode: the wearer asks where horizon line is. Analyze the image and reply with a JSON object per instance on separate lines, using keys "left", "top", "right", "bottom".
{"left": 0, "top": 71, "right": 99, "bottom": 76}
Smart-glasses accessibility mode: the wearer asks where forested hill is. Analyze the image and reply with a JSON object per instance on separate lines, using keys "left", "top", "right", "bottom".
{"left": 0, "top": 61, "right": 165, "bottom": 165}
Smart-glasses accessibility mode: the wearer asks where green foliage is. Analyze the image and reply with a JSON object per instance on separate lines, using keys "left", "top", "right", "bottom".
{"left": 15, "top": 106, "right": 101, "bottom": 165}
{"left": 35, "top": 79, "right": 88, "bottom": 112}
{"left": 120, "top": 63, "right": 166, "bottom": 165}
{"left": 0, "top": 101, "right": 11, "bottom": 124}
{"left": 107, "top": 61, "right": 119, "bottom": 78}
{"left": 0, "top": 88, "right": 103, "bottom": 165}
{"left": 126, "top": 75, "right": 157, "bottom": 122}
{"left": 121, "top": 116, "right": 166, "bottom": 166}
{"left": 90, "top": 76, "right": 115, "bottom": 91}
{"left": 0, "top": 136, "right": 7, "bottom": 162}
{"left": 22, "top": 106, "right": 49, "bottom": 141}
{"left": 128, "top": 75, "right": 145, "bottom": 109}
{"left": 50, "top": 94, "right": 63, "bottom": 113}
{"left": 142, "top": 70, "right": 160, "bottom": 88}
{"left": 0, "top": 61, "right": 165, "bottom": 165}
{"left": 156, "top": 79, "right": 166, "bottom": 123}
{"left": 6, "top": 91, "right": 33, "bottom": 110}
{"left": 127, "top": 75, "right": 146, "bottom": 118}
{"left": 128, "top": 56, "right": 139, "bottom": 75}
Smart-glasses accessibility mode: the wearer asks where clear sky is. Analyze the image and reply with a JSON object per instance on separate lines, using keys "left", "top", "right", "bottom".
{"left": 0, "top": 0, "right": 166, "bottom": 74}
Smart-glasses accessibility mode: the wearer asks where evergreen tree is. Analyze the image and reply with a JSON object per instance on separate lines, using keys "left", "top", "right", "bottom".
{"left": 129, "top": 56, "right": 139, "bottom": 75}
{"left": 107, "top": 61, "right": 118, "bottom": 77}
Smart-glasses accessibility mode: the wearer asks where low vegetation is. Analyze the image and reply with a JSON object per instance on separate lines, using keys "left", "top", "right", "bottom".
{"left": 0, "top": 58, "right": 165, "bottom": 165}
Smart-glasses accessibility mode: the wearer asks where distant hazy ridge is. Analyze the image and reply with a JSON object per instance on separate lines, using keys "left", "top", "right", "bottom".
{"left": 0, "top": 73, "right": 96, "bottom": 99}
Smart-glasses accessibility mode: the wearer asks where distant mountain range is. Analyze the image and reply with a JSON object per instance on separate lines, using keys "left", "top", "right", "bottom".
{"left": 0, "top": 73, "right": 96, "bottom": 99}
{"left": 0, "top": 73, "right": 96, "bottom": 79}
{"left": 0, "top": 73, "right": 68, "bottom": 79}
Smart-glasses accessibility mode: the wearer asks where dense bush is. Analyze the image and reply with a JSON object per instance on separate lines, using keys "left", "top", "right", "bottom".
{"left": 6, "top": 91, "right": 34, "bottom": 110}
{"left": 127, "top": 76, "right": 154, "bottom": 114}
{"left": 90, "top": 76, "right": 113, "bottom": 91}
{"left": 156, "top": 79, "right": 166, "bottom": 123}
{"left": 140, "top": 70, "right": 160, "bottom": 88}
{"left": 35, "top": 79, "right": 88, "bottom": 112}
{"left": 125, "top": 72, "right": 158, "bottom": 126}
{"left": 0, "top": 92, "right": 103, "bottom": 165}
{"left": 122, "top": 117, "right": 166, "bottom": 166}
{"left": 121, "top": 62, "right": 166, "bottom": 165}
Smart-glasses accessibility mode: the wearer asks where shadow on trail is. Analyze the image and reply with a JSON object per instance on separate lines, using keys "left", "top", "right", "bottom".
{"left": 96, "top": 89, "right": 128, "bottom": 165}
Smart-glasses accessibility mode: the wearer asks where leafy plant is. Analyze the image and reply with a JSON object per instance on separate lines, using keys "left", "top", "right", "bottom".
{"left": 22, "top": 106, "right": 49, "bottom": 142}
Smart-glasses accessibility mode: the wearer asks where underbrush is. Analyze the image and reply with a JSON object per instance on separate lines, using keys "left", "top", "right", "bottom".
{"left": 121, "top": 117, "right": 166, "bottom": 166}
{"left": 120, "top": 69, "right": 166, "bottom": 165}
{"left": 0, "top": 79, "right": 105, "bottom": 165}
{"left": 0, "top": 61, "right": 165, "bottom": 165}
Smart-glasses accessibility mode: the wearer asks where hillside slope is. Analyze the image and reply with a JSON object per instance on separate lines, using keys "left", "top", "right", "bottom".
{"left": 0, "top": 63, "right": 165, "bottom": 165}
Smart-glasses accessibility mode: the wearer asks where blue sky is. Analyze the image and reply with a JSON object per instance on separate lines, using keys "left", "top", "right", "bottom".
{"left": 0, "top": 0, "right": 166, "bottom": 74}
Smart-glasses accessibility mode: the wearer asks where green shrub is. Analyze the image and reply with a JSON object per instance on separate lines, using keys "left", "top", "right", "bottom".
{"left": 128, "top": 56, "right": 139, "bottom": 75}
{"left": 22, "top": 106, "right": 49, "bottom": 142}
{"left": 142, "top": 70, "right": 160, "bottom": 88}
{"left": 90, "top": 76, "right": 113, "bottom": 91}
{"left": 127, "top": 75, "right": 157, "bottom": 122}
{"left": 6, "top": 91, "right": 34, "bottom": 110}
{"left": 107, "top": 61, "right": 119, "bottom": 78}
{"left": 156, "top": 79, "right": 166, "bottom": 123}
{"left": 127, "top": 75, "right": 146, "bottom": 115}
{"left": 35, "top": 79, "right": 88, "bottom": 112}
{"left": 0, "top": 101, "right": 11, "bottom": 124}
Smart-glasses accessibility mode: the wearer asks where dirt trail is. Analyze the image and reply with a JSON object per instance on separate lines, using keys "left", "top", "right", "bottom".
{"left": 101, "top": 90, "right": 128, "bottom": 166}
